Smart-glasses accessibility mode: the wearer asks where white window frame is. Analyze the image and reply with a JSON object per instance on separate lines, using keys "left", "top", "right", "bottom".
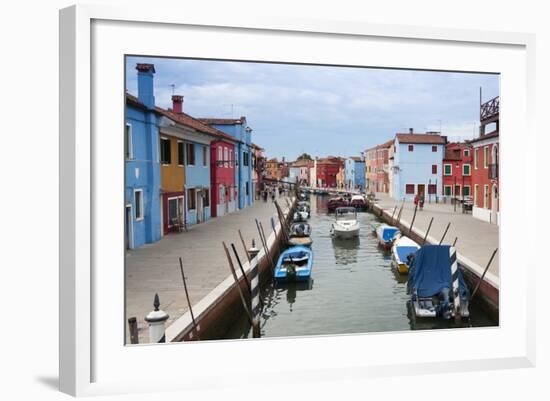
{"left": 167, "top": 195, "right": 184, "bottom": 227}
{"left": 134, "top": 189, "right": 144, "bottom": 221}
{"left": 224, "top": 147, "right": 228, "bottom": 168}
{"left": 474, "top": 148, "right": 479, "bottom": 169}
{"left": 464, "top": 149, "right": 470, "bottom": 157}
{"left": 462, "top": 163, "right": 471, "bottom": 176}
{"left": 217, "top": 146, "right": 222, "bottom": 165}
{"left": 229, "top": 149, "right": 233, "bottom": 169}
{"left": 203, "top": 145, "right": 208, "bottom": 167}
{"left": 484, "top": 184, "right": 489, "bottom": 208}
{"left": 474, "top": 184, "right": 479, "bottom": 205}
{"left": 443, "top": 163, "right": 452, "bottom": 176}
{"left": 125, "top": 123, "right": 133, "bottom": 160}
{"left": 463, "top": 185, "right": 471, "bottom": 197}
{"left": 484, "top": 146, "right": 489, "bottom": 169}
{"left": 443, "top": 185, "right": 452, "bottom": 196}
{"left": 160, "top": 136, "right": 171, "bottom": 166}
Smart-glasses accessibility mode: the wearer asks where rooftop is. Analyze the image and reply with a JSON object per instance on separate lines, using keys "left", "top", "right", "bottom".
{"left": 396, "top": 133, "right": 446, "bottom": 145}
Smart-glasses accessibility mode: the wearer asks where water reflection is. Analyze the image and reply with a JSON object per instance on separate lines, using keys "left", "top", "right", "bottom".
{"left": 331, "top": 237, "right": 360, "bottom": 266}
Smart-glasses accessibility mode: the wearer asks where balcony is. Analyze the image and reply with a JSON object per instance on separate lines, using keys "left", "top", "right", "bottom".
{"left": 489, "top": 163, "right": 498, "bottom": 179}
{"left": 480, "top": 96, "right": 499, "bottom": 122}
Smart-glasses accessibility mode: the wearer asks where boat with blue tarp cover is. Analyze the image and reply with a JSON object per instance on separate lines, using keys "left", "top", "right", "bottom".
{"left": 274, "top": 246, "right": 313, "bottom": 282}
{"left": 391, "top": 236, "right": 420, "bottom": 274}
{"left": 376, "top": 224, "right": 400, "bottom": 250}
{"left": 407, "top": 245, "right": 470, "bottom": 319}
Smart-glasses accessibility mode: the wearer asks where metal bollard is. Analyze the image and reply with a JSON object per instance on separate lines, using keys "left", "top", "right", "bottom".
{"left": 145, "top": 293, "right": 169, "bottom": 343}
{"left": 248, "top": 239, "right": 260, "bottom": 260}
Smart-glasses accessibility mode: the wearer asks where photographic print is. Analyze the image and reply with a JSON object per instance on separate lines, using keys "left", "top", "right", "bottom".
{"left": 124, "top": 56, "right": 499, "bottom": 344}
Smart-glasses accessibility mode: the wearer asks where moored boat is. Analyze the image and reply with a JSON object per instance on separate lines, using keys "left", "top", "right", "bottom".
{"left": 391, "top": 236, "right": 420, "bottom": 274}
{"left": 350, "top": 194, "right": 367, "bottom": 211}
{"left": 327, "top": 196, "right": 348, "bottom": 212}
{"left": 407, "top": 245, "right": 470, "bottom": 319}
{"left": 288, "top": 222, "right": 313, "bottom": 247}
{"left": 274, "top": 246, "right": 313, "bottom": 282}
{"left": 376, "top": 224, "right": 400, "bottom": 249}
{"left": 330, "top": 207, "right": 360, "bottom": 239}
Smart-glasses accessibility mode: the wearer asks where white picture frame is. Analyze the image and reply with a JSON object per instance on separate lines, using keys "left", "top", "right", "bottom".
{"left": 59, "top": 4, "right": 536, "bottom": 397}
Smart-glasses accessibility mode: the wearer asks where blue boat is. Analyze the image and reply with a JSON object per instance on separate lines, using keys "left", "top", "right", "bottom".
{"left": 274, "top": 246, "right": 313, "bottom": 282}
{"left": 391, "top": 236, "right": 420, "bottom": 274}
{"left": 375, "top": 224, "right": 400, "bottom": 249}
{"left": 407, "top": 245, "right": 470, "bottom": 319}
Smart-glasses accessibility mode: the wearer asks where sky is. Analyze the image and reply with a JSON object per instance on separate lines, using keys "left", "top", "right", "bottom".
{"left": 126, "top": 56, "right": 499, "bottom": 161}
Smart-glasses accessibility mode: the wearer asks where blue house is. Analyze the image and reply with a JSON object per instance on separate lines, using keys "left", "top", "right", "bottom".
{"left": 125, "top": 64, "right": 162, "bottom": 249}
{"left": 391, "top": 132, "right": 446, "bottom": 201}
{"left": 344, "top": 157, "right": 366, "bottom": 191}
{"left": 199, "top": 117, "right": 254, "bottom": 209}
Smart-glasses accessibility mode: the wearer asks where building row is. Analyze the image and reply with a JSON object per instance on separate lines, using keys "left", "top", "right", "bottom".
{"left": 363, "top": 96, "right": 500, "bottom": 225}
{"left": 125, "top": 63, "right": 265, "bottom": 249}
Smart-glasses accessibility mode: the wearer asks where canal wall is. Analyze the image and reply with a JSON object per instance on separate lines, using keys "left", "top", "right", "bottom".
{"left": 165, "top": 197, "right": 297, "bottom": 341}
{"left": 367, "top": 199, "right": 499, "bottom": 320}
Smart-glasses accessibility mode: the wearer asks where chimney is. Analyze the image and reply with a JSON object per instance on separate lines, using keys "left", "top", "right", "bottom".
{"left": 172, "top": 95, "right": 184, "bottom": 114}
{"left": 409, "top": 128, "right": 413, "bottom": 134}
{"left": 136, "top": 63, "right": 156, "bottom": 109}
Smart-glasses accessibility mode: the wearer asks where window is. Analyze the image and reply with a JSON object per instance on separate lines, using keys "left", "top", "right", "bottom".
{"left": 405, "top": 184, "right": 415, "bottom": 194}
{"left": 428, "top": 184, "right": 436, "bottom": 194}
{"left": 408, "top": 144, "right": 414, "bottom": 152}
{"left": 224, "top": 148, "right": 228, "bottom": 168}
{"left": 229, "top": 149, "right": 233, "bottom": 168}
{"left": 160, "top": 137, "right": 171, "bottom": 164}
{"left": 463, "top": 186, "right": 471, "bottom": 196}
{"left": 464, "top": 149, "right": 470, "bottom": 157}
{"left": 246, "top": 182, "right": 249, "bottom": 196}
{"left": 177, "top": 141, "right": 184, "bottom": 166}
{"left": 203, "top": 146, "right": 208, "bottom": 166}
{"left": 218, "top": 146, "right": 222, "bottom": 165}
{"left": 444, "top": 164, "right": 452, "bottom": 176}
{"left": 134, "top": 189, "right": 144, "bottom": 220}
{"left": 455, "top": 185, "right": 461, "bottom": 196}
{"left": 484, "top": 185, "right": 489, "bottom": 208}
{"left": 444, "top": 186, "right": 452, "bottom": 196}
{"left": 188, "top": 188, "right": 196, "bottom": 210}
{"left": 463, "top": 164, "right": 471, "bottom": 176}
{"left": 186, "top": 143, "right": 195, "bottom": 165}
{"left": 432, "top": 145, "right": 437, "bottom": 152}
{"left": 431, "top": 165, "right": 437, "bottom": 174}
{"left": 474, "top": 148, "right": 479, "bottom": 169}
{"left": 243, "top": 151, "right": 249, "bottom": 166}
{"left": 474, "top": 185, "right": 479, "bottom": 205}
{"left": 484, "top": 146, "right": 489, "bottom": 169}
{"left": 125, "top": 123, "right": 133, "bottom": 159}
{"left": 204, "top": 189, "right": 210, "bottom": 207}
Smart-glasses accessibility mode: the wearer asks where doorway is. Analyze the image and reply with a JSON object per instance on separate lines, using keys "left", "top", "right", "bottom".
{"left": 417, "top": 184, "right": 425, "bottom": 197}
{"left": 491, "top": 184, "right": 498, "bottom": 224}
{"left": 197, "top": 190, "right": 203, "bottom": 224}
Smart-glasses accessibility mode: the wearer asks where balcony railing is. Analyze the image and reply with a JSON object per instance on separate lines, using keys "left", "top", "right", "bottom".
{"left": 480, "top": 96, "right": 499, "bottom": 121}
{"left": 489, "top": 163, "right": 498, "bottom": 179}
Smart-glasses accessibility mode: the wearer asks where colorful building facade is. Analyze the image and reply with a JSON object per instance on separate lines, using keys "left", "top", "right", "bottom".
{"left": 471, "top": 96, "right": 499, "bottom": 224}
{"left": 442, "top": 142, "right": 473, "bottom": 201}
{"left": 124, "top": 64, "right": 162, "bottom": 249}
{"left": 316, "top": 157, "right": 343, "bottom": 188}
{"left": 391, "top": 132, "right": 446, "bottom": 200}
{"left": 344, "top": 157, "right": 366, "bottom": 191}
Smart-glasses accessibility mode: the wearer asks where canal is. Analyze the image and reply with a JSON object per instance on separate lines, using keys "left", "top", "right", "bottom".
{"left": 226, "top": 194, "right": 498, "bottom": 339}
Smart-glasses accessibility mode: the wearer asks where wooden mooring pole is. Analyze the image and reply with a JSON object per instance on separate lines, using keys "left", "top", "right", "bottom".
{"left": 179, "top": 257, "right": 200, "bottom": 340}
{"left": 422, "top": 217, "right": 434, "bottom": 245}
{"left": 390, "top": 205, "right": 398, "bottom": 225}
{"left": 238, "top": 229, "right": 251, "bottom": 263}
{"left": 222, "top": 242, "right": 253, "bottom": 325}
{"left": 250, "top": 258, "right": 261, "bottom": 338}
{"left": 471, "top": 248, "right": 499, "bottom": 300}
{"left": 231, "top": 243, "right": 253, "bottom": 298}
{"left": 409, "top": 203, "right": 418, "bottom": 235}
{"left": 439, "top": 222, "right": 451, "bottom": 245}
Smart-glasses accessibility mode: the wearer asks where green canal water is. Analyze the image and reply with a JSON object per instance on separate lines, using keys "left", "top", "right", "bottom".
{"left": 226, "top": 194, "right": 498, "bottom": 339}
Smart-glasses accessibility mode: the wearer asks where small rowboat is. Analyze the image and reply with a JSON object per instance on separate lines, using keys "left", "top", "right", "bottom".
{"left": 274, "top": 246, "right": 313, "bottom": 282}
{"left": 376, "top": 224, "right": 400, "bottom": 250}
{"left": 391, "top": 236, "right": 420, "bottom": 274}
{"left": 327, "top": 196, "right": 348, "bottom": 212}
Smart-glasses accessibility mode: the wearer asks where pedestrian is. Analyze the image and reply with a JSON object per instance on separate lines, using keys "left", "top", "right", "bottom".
{"left": 419, "top": 194, "right": 425, "bottom": 210}
{"left": 414, "top": 194, "right": 419, "bottom": 206}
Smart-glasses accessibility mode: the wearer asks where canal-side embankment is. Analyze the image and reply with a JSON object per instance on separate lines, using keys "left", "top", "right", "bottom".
{"left": 165, "top": 197, "right": 297, "bottom": 342}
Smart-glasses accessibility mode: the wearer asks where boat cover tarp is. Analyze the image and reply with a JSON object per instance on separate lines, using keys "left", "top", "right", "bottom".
{"left": 382, "top": 227, "right": 400, "bottom": 242}
{"left": 408, "top": 245, "right": 469, "bottom": 299}
{"left": 396, "top": 246, "right": 419, "bottom": 264}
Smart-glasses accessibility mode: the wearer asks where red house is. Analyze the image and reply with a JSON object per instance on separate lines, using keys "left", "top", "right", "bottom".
{"left": 442, "top": 142, "right": 473, "bottom": 199}
{"left": 316, "top": 156, "right": 344, "bottom": 188}
{"left": 471, "top": 96, "right": 499, "bottom": 224}
{"left": 210, "top": 138, "right": 238, "bottom": 217}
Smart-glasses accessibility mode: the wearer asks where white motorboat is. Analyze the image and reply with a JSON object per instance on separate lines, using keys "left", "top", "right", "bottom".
{"left": 330, "top": 207, "right": 360, "bottom": 239}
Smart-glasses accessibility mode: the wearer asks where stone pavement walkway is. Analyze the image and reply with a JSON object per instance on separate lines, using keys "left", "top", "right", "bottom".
{"left": 374, "top": 192, "right": 499, "bottom": 277}
{"left": 125, "top": 195, "right": 291, "bottom": 344}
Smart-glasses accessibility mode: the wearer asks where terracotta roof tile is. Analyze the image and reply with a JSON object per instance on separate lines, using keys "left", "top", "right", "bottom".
{"left": 198, "top": 117, "right": 245, "bottom": 125}
{"left": 396, "top": 133, "right": 446, "bottom": 144}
